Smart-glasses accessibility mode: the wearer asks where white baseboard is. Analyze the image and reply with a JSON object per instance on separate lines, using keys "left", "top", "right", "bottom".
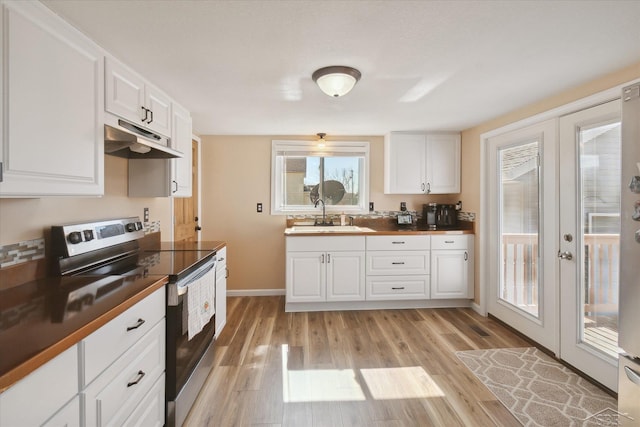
{"left": 227, "top": 289, "right": 286, "bottom": 297}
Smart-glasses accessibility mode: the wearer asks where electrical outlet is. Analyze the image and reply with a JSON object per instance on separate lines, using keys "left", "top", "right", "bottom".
{"left": 369, "top": 202, "right": 374, "bottom": 212}
{"left": 400, "top": 202, "right": 406, "bottom": 211}
{"left": 257, "top": 203, "right": 263, "bottom": 213}
{"left": 143, "top": 207, "right": 149, "bottom": 222}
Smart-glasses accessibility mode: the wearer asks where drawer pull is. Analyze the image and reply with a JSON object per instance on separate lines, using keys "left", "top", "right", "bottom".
{"left": 391, "top": 262, "right": 405, "bottom": 265}
{"left": 464, "top": 251, "right": 468, "bottom": 261}
{"left": 127, "top": 370, "right": 146, "bottom": 387}
{"left": 126, "top": 318, "right": 146, "bottom": 331}
{"left": 391, "top": 287, "right": 405, "bottom": 290}
{"left": 392, "top": 241, "right": 405, "bottom": 244}
{"left": 445, "top": 240, "right": 455, "bottom": 243}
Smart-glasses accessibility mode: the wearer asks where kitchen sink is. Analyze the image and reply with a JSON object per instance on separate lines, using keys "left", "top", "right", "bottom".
{"left": 288, "top": 225, "right": 375, "bottom": 233}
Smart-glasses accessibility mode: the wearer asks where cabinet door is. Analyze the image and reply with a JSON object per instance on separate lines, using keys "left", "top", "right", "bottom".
{"left": 425, "top": 134, "right": 460, "bottom": 194}
{"left": 384, "top": 133, "right": 426, "bottom": 194}
{"left": 326, "top": 251, "right": 365, "bottom": 301}
{"left": 0, "top": 1, "right": 104, "bottom": 197}
{"left": 215, "top": 247, "right": 227, "bottom": 336}
{"left": 286, "top": 251, "right": 325, "bottom": 302}
{"left": 0, "top": 345, "right": 78, "bottom": 427}
{"left": 42, "top": 395, "right": 80, "bottom": 427}
{"left": 430, "top": 250, "right": 471, "bottom": 298}
{"left": 171, "top": 103, "right": 193, "bottom": 197}
{"left": 145, "top": 85, "right": 172, "bottom": 137}
{"left": 105, "top": 58, "right": 145, "bottom": 125}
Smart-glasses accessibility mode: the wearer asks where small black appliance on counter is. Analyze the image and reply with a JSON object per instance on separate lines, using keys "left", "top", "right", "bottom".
{"left": 423, "top": 203, "right": 458, "bottom": 229}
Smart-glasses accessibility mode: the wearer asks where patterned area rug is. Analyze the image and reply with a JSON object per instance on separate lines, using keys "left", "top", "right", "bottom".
{"left": 456, "top": 347, "right": 618, "bottom": 426}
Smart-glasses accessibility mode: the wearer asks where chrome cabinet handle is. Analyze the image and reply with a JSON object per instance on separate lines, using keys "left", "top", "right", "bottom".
{"left": 126, "top": 318, "right": 145, "bottom": 331}
{"left": 127, "top": 370, "right": 145, "bottom": 387}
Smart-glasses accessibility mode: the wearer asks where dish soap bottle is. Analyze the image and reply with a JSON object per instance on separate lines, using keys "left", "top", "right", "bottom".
{"left": 340, "top": 212, "right": 346, "bottom": 226}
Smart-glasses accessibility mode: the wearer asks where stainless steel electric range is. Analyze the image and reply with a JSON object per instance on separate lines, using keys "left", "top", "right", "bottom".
{"left": 49, "top": 217, "right": 220, "bottom": 427}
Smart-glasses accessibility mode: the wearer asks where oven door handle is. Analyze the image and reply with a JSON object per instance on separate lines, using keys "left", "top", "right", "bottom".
{"left": 168, "top": 259, "right": 216, "bottom": 304}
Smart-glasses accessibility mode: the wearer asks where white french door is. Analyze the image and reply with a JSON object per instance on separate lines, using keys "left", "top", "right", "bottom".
{"left": 558, "top": 100, "right": 621, "bottom": 391}
{"left": 487, "top": 119, "right": 559, "bottom": 351}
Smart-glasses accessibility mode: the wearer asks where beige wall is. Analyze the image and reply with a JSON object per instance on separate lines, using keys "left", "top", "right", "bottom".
{"left": 200, "top": 135, "right": 458, "bottom": 292}
{"left": 460, "top": 60, "right": 640, "bottom": 303}
{"left": 0, "top": 155, "right": 172, "bottom": 245}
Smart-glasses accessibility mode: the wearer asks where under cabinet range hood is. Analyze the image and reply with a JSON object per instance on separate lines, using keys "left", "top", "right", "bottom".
{"left": 104, "top": 120, "right": 183, "bottom": 159}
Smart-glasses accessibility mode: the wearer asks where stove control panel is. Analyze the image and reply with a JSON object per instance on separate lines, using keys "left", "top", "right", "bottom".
{"left": 52, "top": 217, "right": 145, "bottom": 257}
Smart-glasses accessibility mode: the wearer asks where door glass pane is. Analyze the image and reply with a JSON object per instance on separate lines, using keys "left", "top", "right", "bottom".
{"left": 499, "top": 141, "right": 540, "bottom": 317}
{"left": 579, "top": 121, "right": 620, "bottom": 358}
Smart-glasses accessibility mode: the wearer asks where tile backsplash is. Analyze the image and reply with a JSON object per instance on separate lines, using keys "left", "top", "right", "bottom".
{"left": 0, "top": 238, "right": 45, "bottom": 268}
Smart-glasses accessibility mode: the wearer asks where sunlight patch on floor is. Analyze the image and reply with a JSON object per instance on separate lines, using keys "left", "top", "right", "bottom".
{"left": 360, "top": 366, "right": 445, "bottom": 400}
{"left": 281, "top": 345, "right": 366, "bottom": 403}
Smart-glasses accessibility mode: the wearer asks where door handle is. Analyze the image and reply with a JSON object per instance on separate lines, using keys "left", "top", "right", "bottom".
{"left": 624, "top": 365, "right": 640, "bottom": 385}
{"left": 557, "top": 251, "right": 573, "bottom": 261}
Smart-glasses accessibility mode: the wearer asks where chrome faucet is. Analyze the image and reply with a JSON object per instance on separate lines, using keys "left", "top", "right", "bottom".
{"left": 314, "top": 199, "right": 333, "bottom": 226}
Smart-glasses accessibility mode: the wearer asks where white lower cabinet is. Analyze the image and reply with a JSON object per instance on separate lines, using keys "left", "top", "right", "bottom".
{"left": 430, "top": 235, "right": 474, "bottom": 299}
{"left": 215, "top": 246, "right": 228, "bottom": 336}
{"left": 83, "top": 320, "right": 165, "bottom": 427}
{"left": 366, "top": 235, "right": 430, "bottom": 300}
{"left": 0, "top": 345, "right": 79, "bottom": 427}
{"left": 121, "top": 373, "right": 165, "bottom": 427}
{"left": 286, "top": 236, "right": 365, "bottom": 303}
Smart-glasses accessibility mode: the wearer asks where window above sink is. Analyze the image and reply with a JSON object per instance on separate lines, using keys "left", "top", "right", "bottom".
{"left": 271, "top": 140, "right": 370, "bottom": 215}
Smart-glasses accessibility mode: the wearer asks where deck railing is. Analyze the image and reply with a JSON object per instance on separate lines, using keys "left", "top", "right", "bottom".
{"left": 502, "top": 233, "right": 619, "bottom": 313}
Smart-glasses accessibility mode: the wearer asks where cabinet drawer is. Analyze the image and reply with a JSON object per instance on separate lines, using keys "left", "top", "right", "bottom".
{"left": 366, "top": 251, "right": 430, "bottom": 275}
{"left": 431, "top": 234, "right": 472, "bottom": 250}
{"left": 366, "top": 235, "right": 430, "bottom": 251}
{"left": 287, "top": 236, "right": 365, "bottom": 252}
{"left": 366, "top": 275, "right": 429, "bottom": 300}
{"left": 121, "top": 373, "right": 165, "bottom": 427}
{"left": 84, "top": 319, "right": 165, "bottom": 427}
{"left": 83, "top": 286, "right": 165, "bottom": 386}
{"left": 0, "top": 345, "right": 78, "bottom": 427}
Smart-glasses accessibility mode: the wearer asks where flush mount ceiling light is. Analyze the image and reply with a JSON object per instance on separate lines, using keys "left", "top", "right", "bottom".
{"left": 312, "top": 66, "right": 361, "bottom": 97}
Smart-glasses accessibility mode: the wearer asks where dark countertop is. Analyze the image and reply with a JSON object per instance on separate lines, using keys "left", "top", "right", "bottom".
{"left": 0, "top": 272, "right": 167, "bottom": 392}
{"left": 151, "top": 241, "right": 226, "bottom": 252}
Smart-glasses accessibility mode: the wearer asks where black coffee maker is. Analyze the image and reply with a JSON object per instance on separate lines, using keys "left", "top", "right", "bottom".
{"left": 436, "top": 204, "right": 457, "bottom": 228}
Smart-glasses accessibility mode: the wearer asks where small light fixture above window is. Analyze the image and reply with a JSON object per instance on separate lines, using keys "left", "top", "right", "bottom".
{"left": 317, "top": 133, "right": 326, "bottom": 147}
{"left": 312, "top": 66, "right": 361, "bottom": 97}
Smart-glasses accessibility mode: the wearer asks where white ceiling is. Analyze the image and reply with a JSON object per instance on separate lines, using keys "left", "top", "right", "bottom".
{"left": 42, "top": 0, "right": 640, "bottom": 137}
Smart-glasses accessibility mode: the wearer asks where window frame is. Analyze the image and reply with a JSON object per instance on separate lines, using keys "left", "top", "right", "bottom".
{"left": 271, "top": 139, "right": 370, "bottom": 215}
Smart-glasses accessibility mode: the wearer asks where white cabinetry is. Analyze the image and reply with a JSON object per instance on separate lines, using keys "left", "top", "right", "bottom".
{"left": 430, "top": 235, "right": 474, "bottom": 299}
{"left": 82, "top": 286, "right": 165, "bottom": 427}
{"left": 384, "top": 132, "right": 460, "bottom": 194}
{"left": 0, "top": 345, "right": 79, "bottom": 427}
{"left": 105, "top": 57, "right": 171, "bottom": 137}
{"left": 366, "top": 235, "right": 430, "bottom": 300}
{"left": 215, "top": 246, "right": 227, "bottom": 336}
{"left": 286, "top": 236, "right": 365, "bottom": 303}
{"left": 127, "top": 102, "right": 193, "bottom": 198}
{"left": 0, "top": 0, "right": 104, "bottom": 197}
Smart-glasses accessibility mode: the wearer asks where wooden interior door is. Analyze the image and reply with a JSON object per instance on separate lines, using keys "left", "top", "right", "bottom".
{"left": 174, "top": 139, "right": 199, "bottom": 242}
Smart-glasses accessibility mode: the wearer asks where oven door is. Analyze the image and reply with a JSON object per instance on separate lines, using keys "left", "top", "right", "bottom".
{"left": 166, "top": 260, "right": 217, "bottom": 427}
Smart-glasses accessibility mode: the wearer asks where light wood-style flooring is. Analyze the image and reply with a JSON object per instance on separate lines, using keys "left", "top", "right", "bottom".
{"left": 185, "top": 296, "right": 531, "bottom": 426}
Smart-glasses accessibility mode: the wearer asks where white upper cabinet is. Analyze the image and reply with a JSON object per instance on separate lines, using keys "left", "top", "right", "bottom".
{"left": 384, "top": 132, "right": 461, "bottom": 194}
{"left": 105, "top": 57, "right": 172, "bottom": 137}
{"left": 171, "top": 102, "right": 193, "bottom": 197}
{"left": 0, "top": 0, "right": 104, "bottom": 197}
